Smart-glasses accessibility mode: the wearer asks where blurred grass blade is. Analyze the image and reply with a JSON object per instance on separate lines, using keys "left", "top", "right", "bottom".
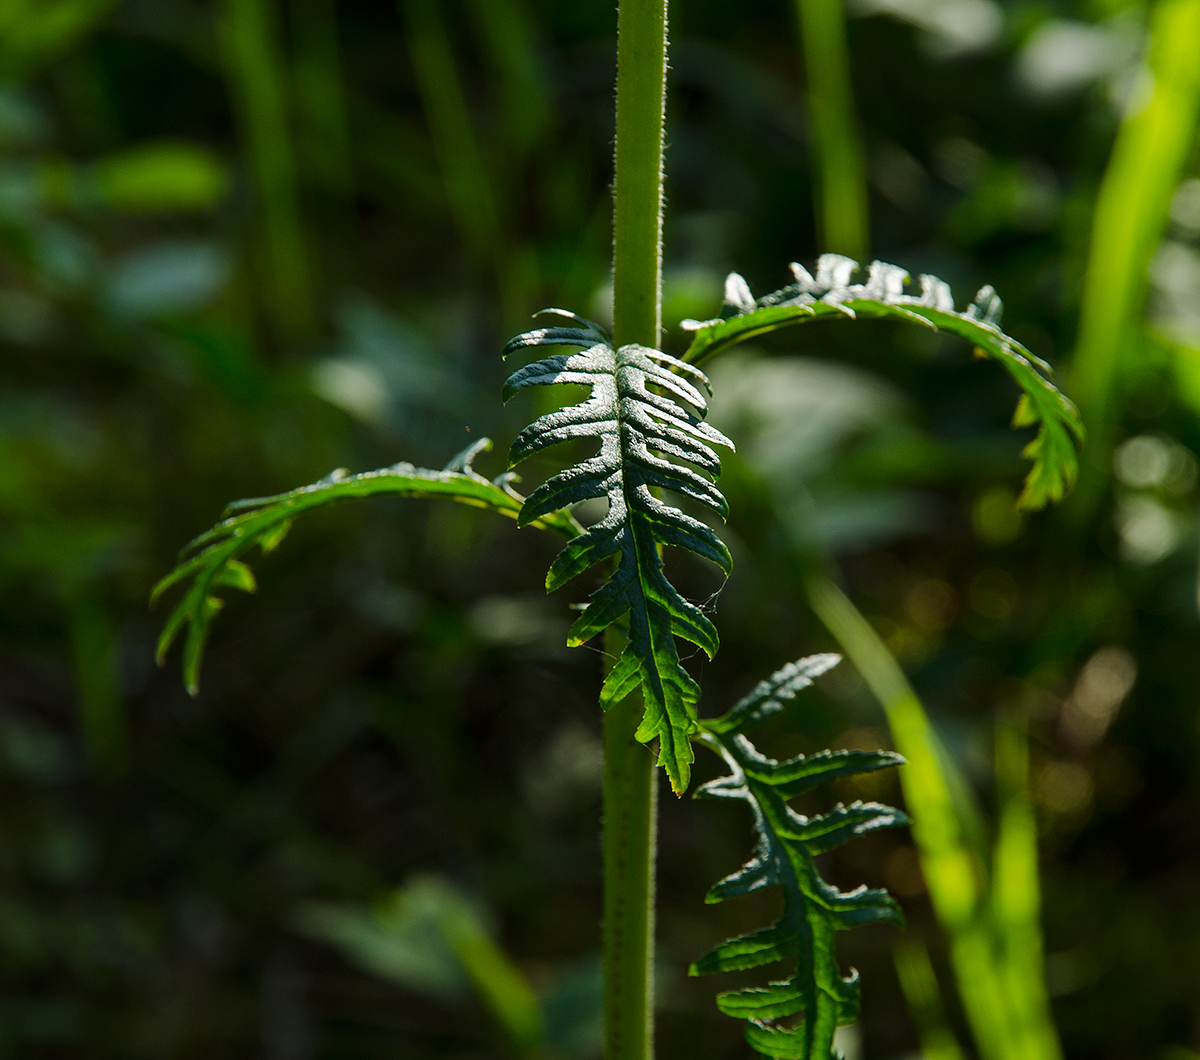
{"left": 433, "top": 888, "right": 546, "bottom": 1057}
{"left": 802, "top": 570, "right": 1054, "bottom": 1060}
{"left": 793, "top": 0, "right": 869, "bottom": 259}
{"left": 802, "top": 572, "right": 982, "bottom": 929}
{"left": 296, "top": 875, "right": 545, "bottom": 1057}
{"left": 0, "top": 0, "right": 117, "bottom": 80}
{"left": 465, "top": 0, "right": 549, "bottom": 156}
{"left": 893, "top": 938, "right": 966, "bottom": 1060}
{"left": 220, "top": 0, "right": 316, "bottom": 340}
{"left": 1068, "top": 0, "right": 1200, "bottom": 487}
{"left": 993, "top": 711, "right": 1063, "bottom": 1060}
{"left": 67, "top": 595, "right": 127, "bottom": 778}
{"left": 290, "top": 0, "right": 354, "bottom": 197}
{"left": 401, "top": 0, "right": 500, "bottom": 264}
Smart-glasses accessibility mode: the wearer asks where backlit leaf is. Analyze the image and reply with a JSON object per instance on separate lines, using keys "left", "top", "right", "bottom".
{"left": 153, "top": 439, "right": 579, "bottom": 694}
{"left": 504, "top": 310, "right": 733, "bottom": 793}
{"left": 682, "top": 255, "right": 1083, "bottom": 510}
{"left": 692, "top": 655, "right": 907, "bottom": 1059}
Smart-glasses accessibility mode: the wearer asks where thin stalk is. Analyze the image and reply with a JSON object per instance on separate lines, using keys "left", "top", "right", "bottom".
{"left": 220, "top": 0, "right": 316, "bottom": 341}
{"left": 793, "top": 0, "right": 868, "bottom": 260}
{"left": 606, "top": 3, "right": 668, "bottom": 1059}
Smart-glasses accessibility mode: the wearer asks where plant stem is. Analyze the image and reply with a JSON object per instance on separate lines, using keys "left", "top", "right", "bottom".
{"left": 794, "top": 0, "right": 868, "bottom": 260}
{"left": 612, "top": 0, "right": 667, "bottom": 351}
{"left": 606, "top": 3, "right": 668, "bottom": 1058}
{"left": 603, "top": 657, "right": 658, "bottom": 1060}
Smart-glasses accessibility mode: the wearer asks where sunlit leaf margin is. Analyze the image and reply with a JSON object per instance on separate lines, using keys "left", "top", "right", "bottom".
{"left": 503, "top": 309, "right": 734, "bottom": 794}
{"left": 152, "top": 438, "right": 580, "bottom": 695}
{"left": 682, "top": 254, "right": 1084, "bottom": 510}
{"left": 692, "top": 654, "right": 907, "bottom": 1059}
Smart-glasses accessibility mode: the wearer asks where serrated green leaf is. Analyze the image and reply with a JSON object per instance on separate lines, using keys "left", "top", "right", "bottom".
{"left": 682, "top": 255, "right": 1084, "bottom": 511}
{"left": 717, "top": 984, "right": 806, "bottom": 1020}
{"left": 504, "top": 310, "right": 733, "bottom": 793}
{"left": 691, "top": 656, "right": 907, "bottom": 1060}
{"left": 153, "top": 438, "right": 581, "bottom": 694}
{"left": 706, "top": 653, "right": 841, "bottom": 735}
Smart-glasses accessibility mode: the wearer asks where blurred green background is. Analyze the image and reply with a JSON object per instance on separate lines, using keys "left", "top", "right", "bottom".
{"left": 1, "top": 0, "right": 1199, "bottom": 1057}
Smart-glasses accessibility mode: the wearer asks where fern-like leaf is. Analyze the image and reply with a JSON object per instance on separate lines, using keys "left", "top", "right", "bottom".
{"left": 692, "top": 655, "right": 907, "bottom": 1059}
{"left": 152, "top": 439, "right": 579, "bottom": 695}
{"left": 503, "top": 309, "right": 734, "bottom": 793}
{"left": 681, "top": 255, "right": 1084, "bottom": 510}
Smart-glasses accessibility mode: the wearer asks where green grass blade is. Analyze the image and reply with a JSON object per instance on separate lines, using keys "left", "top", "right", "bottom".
{"left": 68, "top": 594, "right": 127, "bottom": 778}
{"left": 297, "top": 876, "right": 546, "bottom": 1057}
{"left": 893, "top": 938, "right": 967, "bottom": 1060}
{"left": 993, "top": 711, "right": 1063, "bottom": 1060}
{"left": 290, "top": 0, "right": 354, "bottom": 197}
{"left": 793, "top": 0, "right": 869, "bottom": 259}
{"left": 220, "top": 0, "right": 316, "bottom": 340}
{"left": 1068, "top": 0, "right": 1200, "bottom": 501}
{"left": 401, "top": 0, "right": 500, "bottom": 263}
{"left": 465, "top": 0, "right": 549, "bottom": 156}
{"left": 683, "top": 255, "right": 1083, "bottom": 510}
{"left": 802, "top": 571, "right": 1014, "bottom": 1060}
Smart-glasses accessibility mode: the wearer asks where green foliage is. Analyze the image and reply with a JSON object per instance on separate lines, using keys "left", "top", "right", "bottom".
{"left": 0, "top": 0, "right": 118, "bottom": 79}
{"left": 691, "top": 655, "right": 907, "bottom": 1059}
{"left": 152, "top": 439, "right": 579, "bottom": 695}
{"left": 503, "top": 309, "right": 733, "bottom": 794}
{"left": 682, "top": 255, "right": 1083, "bottom": 510}
{"left": 297, "top": 875, "right": 545, "bottom": 1057}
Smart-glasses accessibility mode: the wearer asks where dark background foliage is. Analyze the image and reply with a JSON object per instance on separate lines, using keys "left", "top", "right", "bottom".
{"left": 1, "top": 0, "right": 1197, "bottom": 1057}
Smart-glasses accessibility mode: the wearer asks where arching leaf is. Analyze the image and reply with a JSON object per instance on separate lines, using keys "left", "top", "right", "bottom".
{"left": 153, "top": 439, "right": 579, "bottom": 695}
{"left": 682, "top": 255, "right": 1084, "bottom": 510}
{"left": 504, "top": 310, "right": 733, "bottom": 793}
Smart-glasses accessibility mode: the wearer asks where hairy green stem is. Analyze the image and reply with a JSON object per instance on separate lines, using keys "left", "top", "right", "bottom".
{"left": 603, "top": 652, "right": 658, "bottom": 1060}
{"left": 612, "top": 0, "right": 667, "bottom": 351}
{"left": 794, "top": 0, "right": 868, "bottom": 260}
{"left": 606, "top": 3, "right": 668, "bottom": 1058}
